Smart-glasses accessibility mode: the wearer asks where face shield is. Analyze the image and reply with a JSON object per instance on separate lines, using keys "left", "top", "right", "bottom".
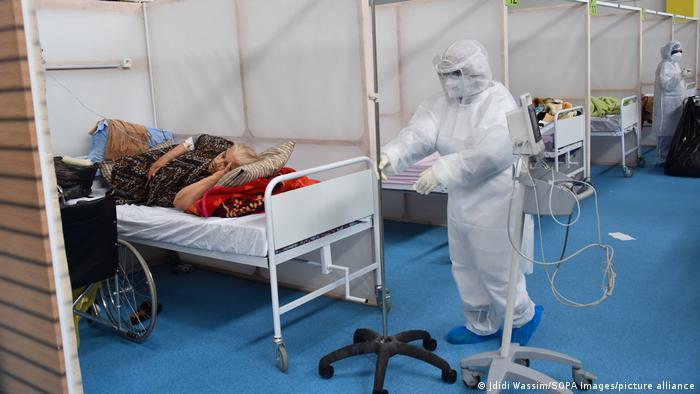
{"left": 671, "top": 47, "right": 683, "bottom": 62}
{"left": 433, "top": 40, "right": 493, "bottom": 102}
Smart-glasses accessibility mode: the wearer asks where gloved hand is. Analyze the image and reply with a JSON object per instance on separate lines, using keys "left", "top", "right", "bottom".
{"left": 682, "top": 68, "right": 693, "bottom": 78}
{"left": 375, "top": 154, "right": 391, "bottom": 181}
{"left": 413, "top": 168, "right": 440, "bottom": 195}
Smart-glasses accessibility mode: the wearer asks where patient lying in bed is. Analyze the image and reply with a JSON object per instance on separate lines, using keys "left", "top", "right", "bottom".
{"left": 110, "top": 134, "right": 258, "bottom": 208}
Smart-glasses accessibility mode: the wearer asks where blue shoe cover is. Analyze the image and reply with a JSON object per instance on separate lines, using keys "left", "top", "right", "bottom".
{"left": 511, "top": 305, "right": 543, "bottom": 346}
{"left": 447, "top": 325, "right": 500, "bottom": 344}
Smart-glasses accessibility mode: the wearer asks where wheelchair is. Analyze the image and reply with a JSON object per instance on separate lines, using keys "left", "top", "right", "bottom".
{"left": 61, "top": 194, "right": 158, "bottom": 342}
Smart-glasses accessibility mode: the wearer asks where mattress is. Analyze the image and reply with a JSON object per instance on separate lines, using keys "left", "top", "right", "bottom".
{"left": 591, "top": 115, "right": 621, "bottom": 132}
{"left": 117, "top": 205, "right": 268, "bottom": 257}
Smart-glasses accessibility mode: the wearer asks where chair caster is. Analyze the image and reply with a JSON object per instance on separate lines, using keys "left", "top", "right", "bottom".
{"left": 442, "top": 368, "right": 457, "bottom": 383}
{"left": 573, "top": 367, "right": 597, "bottom": 390}
{"left": 422, "top": 338, "right": 437, "bottom": 351}
{"left": 515, "top": 358, "right": 530, "bottom": 367}
{"left": 318, "top": 364, "right": 334, "bottom": 379}
{"left": 462, "top": 369, "right": 482, "bottom": 389}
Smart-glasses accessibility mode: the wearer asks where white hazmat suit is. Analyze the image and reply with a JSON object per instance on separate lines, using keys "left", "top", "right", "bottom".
{"left": 653, "top": 41, "right": 688, "bottom": 163}
{"left": 380, "top": 40, "right": 535, "bottom": 338}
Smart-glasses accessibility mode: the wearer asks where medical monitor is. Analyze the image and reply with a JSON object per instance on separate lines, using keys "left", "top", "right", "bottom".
{"left": 506, "top": 101, "right": 545, "bottom": 156}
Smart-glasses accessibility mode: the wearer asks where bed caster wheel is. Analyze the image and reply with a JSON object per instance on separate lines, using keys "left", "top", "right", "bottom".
{"left": 318, "top": 364, "right": 334, "bottom": 379}
{"left": 637, "top": 157, "right": 646, "bottom": 168}
{"left": 572, "top": 368, "right": 597, "bottom": 390}
{"left": 622, "top": 167, "right": 633, "bottom": 178}
{"left": 275, "top": 343, "right": 288, "bottom": 372}
{"left": 441, "top": 369, "right": 457, "bottom": 383}
{"left": 422, "top": 338, "right": 437, "bottom": 351}
{"left": 462, "top": 369, "right": 481, "bottom": 389}
{"left": 515, "top": 358, "right": 530, "bottom": 367}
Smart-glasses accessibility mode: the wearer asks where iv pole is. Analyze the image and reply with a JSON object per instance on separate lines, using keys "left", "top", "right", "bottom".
{"left": 317, "top": 1, "right": 456, "bottom": 393}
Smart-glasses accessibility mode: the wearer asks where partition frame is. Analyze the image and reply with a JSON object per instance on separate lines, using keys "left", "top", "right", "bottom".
{"left": 23, "top": 0, "right": 382, "bottom": 389}
{"left": 587, "top": 2, "right": 644, "bottom": 167}
{"left": 507, "top": 0, "right": 592, "bottom": 178}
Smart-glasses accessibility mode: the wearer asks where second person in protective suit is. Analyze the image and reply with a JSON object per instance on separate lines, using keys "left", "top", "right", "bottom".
{"left": 653, "top": 41, "right": 692, "bottom": 163}
{"left": 378, "top": 39, "right": 542, "bottom": 345}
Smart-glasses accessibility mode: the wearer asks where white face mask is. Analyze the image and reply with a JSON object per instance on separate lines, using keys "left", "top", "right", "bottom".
{"left": 672, "top": 52, "right": 682, "bottom": 61}
{"left": 443, "top": 76, "right": 464, "bottom": 99}
{"left": 462, "top": 78, "right": 490, "bottom": 96}
{"left": 442, "top": 76, "right": 490, "bottom": 100}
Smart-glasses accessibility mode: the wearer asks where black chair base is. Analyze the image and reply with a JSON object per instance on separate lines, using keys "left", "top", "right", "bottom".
{"left": 319, "top": 328, "right": 456, "bottom": 394}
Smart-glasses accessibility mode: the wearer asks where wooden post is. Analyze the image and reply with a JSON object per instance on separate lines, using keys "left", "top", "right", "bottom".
{"left": 0, "top": 1, "right": 81, "bottom": 392}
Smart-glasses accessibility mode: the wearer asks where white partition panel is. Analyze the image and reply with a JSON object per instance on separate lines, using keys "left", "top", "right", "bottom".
{"left": 508, "top": 1, "right": 590, "bottom": 177}
{"left": 376, "top": 0, "right": 506, "bottom": 143}
{"left": 37, "top": 1, "right": 152, "bottom": 157}
{"left": 376, "top": 5, "right": 402, "bottom": 144}
{"left": 673, "top": 19, "right": 699, "bottom": 92}
{"left": 642, "top": 14, "right": 673, "bottom": 94}
{"left": 508, "top": 2, "right": 589, "bottom": 101}
{"left": 147, "top": 0, "right": 246, "bottom": 137}
{"left": 590, "top": 6, "right": 643, "bottom": 166}
{"left": 398, "top": 0, "right": 506, "bottom": 114}
{"left": 237, "top": 0, "right": 366, "bottom": 142}
{"left": 591, "top": 9, "right": 641, "bottom": 93}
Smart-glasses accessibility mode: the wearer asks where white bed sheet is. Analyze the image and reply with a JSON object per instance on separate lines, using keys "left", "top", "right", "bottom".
{"left": 117, "top": 205, "right": 268, "bottom": 257}
{"left": 591, "top": 115, "right": 621, "bottom": 132}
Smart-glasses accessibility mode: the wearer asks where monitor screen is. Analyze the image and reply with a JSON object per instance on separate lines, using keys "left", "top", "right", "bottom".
{"left": 527, "top": 104, "right": 542, "bottom": 143}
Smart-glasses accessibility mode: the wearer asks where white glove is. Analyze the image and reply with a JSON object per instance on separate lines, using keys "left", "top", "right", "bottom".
{"left": 682, "top": 68, "right": 693, "bottom": 78}
{"left": 413, "top": 168, "right": 440, "bottom": 195}
{"left": 375, "top": 154, "right": 390, "bottom": 181}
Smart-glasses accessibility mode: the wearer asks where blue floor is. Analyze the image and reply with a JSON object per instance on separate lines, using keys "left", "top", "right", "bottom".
{"left": 78, "top": 150, "right": 700, "bottom": 393}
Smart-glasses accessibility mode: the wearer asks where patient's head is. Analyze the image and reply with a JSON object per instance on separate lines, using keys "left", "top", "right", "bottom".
{"left": 208, "top": 143, "right": 259, "bottom": 173}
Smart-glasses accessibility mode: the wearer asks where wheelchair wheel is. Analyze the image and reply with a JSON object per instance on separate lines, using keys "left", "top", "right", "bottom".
{"left": 99, "top": 240, "right": 157, "bottom": 342}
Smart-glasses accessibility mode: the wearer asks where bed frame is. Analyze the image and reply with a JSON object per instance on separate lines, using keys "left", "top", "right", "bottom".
{"left": 520, "top": 93, "right": 587, "bottom": 180}
{"left": 541, "top": 106, "right": 587, "bottom": 180}
{"left": 120, "top": 156, "right": 383, "bottom": 372}
{"left": 590, "top": 95, "right": 643, "bottom": 177}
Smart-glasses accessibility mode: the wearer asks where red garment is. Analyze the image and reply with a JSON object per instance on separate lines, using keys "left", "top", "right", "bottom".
{"left": 186, "top": 167, "right": 319, "bottom": 218}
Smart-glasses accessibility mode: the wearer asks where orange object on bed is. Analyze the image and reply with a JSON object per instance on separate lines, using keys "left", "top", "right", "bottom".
{"left": 185, "top": 167, "right": 319, "bottom": 218}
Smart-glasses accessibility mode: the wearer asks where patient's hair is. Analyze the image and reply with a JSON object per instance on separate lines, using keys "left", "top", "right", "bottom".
{"left": 230, "top": 143, "right": 259, "bottom": 167}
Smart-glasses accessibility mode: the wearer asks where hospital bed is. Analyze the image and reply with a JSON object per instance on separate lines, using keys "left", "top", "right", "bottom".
{"left": 590, "top": 95, "right": 644, "bottom": 177}
{"left": 115, "top": 156, "right": 383, "bottom": 372}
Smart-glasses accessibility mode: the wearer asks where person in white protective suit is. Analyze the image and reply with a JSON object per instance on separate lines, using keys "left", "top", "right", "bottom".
{"left": 653, "top": 41, "right": 692, "bottom": 163}
{"left": 378, "top": 40, "right": 542, "bottom": 345}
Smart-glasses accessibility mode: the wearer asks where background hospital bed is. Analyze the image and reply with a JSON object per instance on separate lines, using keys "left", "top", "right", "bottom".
{"left": 590, "top": 95, "right": 644, "bottom": 177}
{"left": 541, "top": 106, "right": 587, "bottom": 180}
{"left": 117, "top": 157, "right": 383, "bottom": 372}
{"left": 519, "top": 93, "right": 587, "bottom": 180}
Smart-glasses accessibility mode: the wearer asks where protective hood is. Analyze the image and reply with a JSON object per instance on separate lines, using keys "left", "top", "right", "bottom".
{"left": 661, "top": 41, "right": 682, "bottom": 61}
{"left": 433, "top": 40, "right": 493, "bottom": 101}
{"left": 434, "top": 40, "right": 492, "bottom": 79}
